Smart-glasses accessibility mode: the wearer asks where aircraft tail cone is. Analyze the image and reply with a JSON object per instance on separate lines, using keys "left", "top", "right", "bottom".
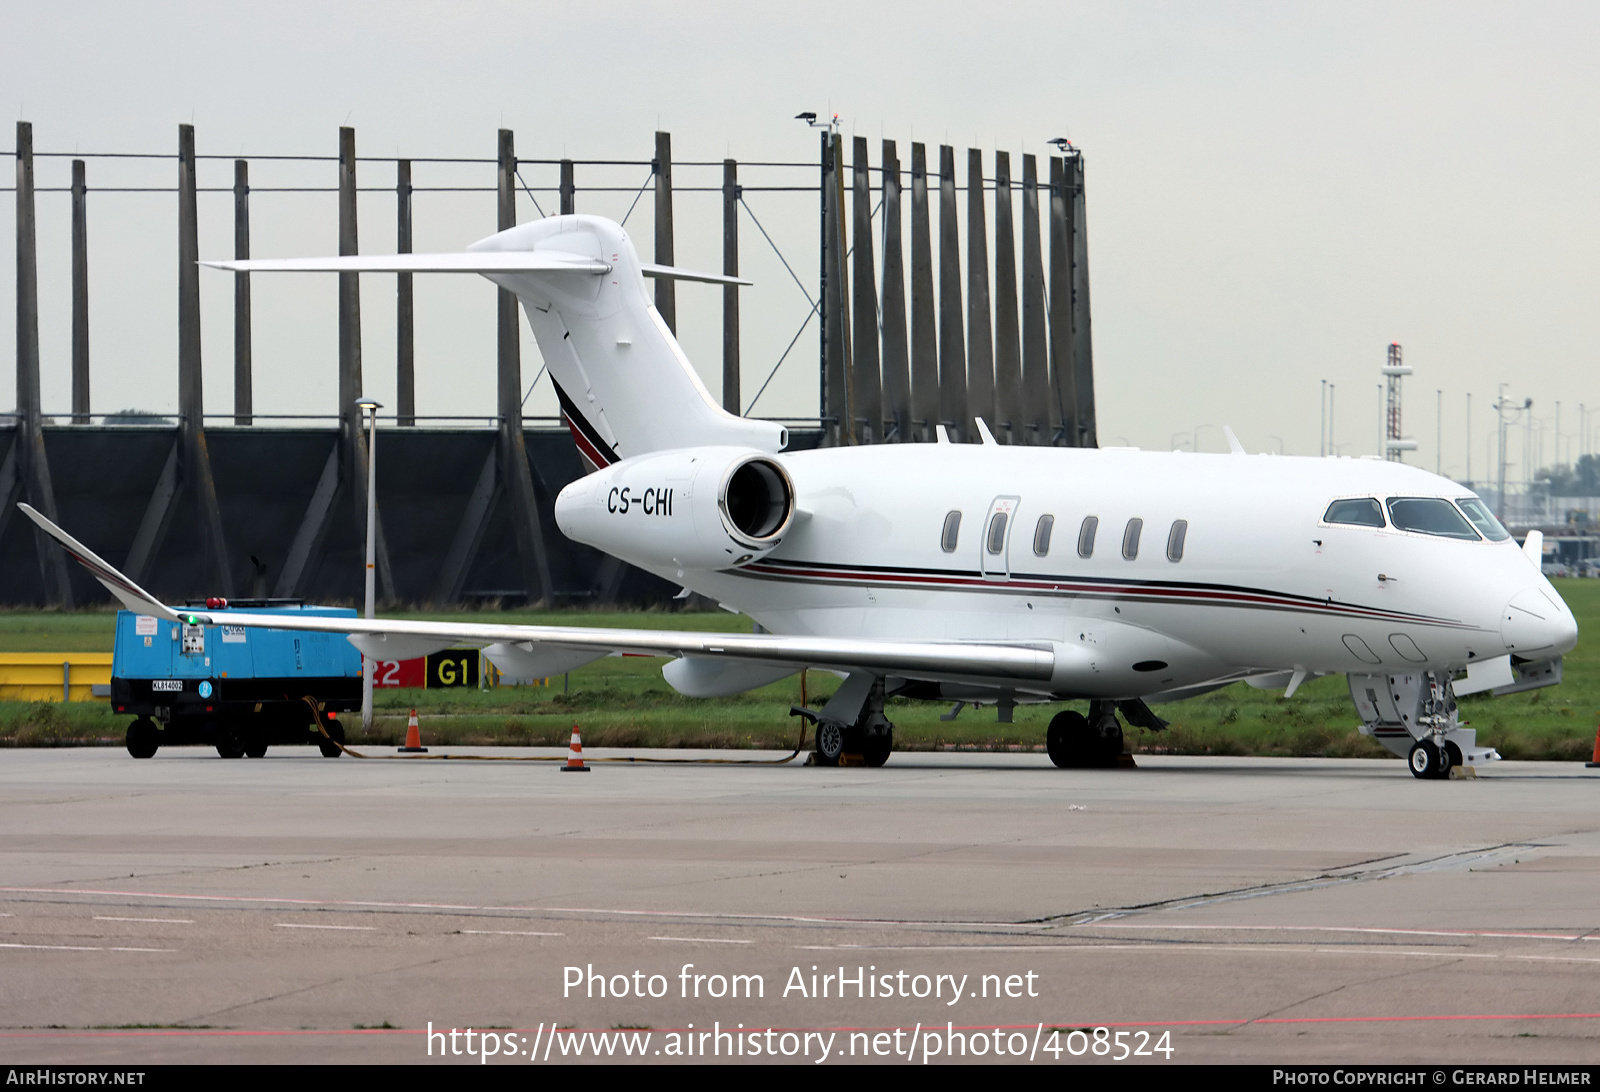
{"left": 398, "top": 708, "right": 428, "bottom": 753}
{"left": 562, "top": 725, "right": 590, "bottom": 772}
{"left": 1586, "top": 717, "right": 1600, "bottom": 768}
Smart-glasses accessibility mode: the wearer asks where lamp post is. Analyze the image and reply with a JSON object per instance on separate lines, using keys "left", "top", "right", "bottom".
{"left": 355, "top": 396, "right": 381, "bottom": 732}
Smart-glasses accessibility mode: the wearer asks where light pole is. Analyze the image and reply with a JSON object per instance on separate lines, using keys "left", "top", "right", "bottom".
{"left": 356, "top": 396, "right": 382, "bottom": 732}
{"left": 1191, "top": 424, "right": 1212, "bottom": 453}
{"left": 1493, "top": 387, "right": 1532, "bottom": 525}
{"left": 1320, "top": 380, "right": 1327, "bottom": 456}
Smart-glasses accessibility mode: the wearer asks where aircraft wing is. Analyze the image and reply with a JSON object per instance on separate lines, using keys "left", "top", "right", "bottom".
{"left": 18, "top": 505, "right": 1054, "bottom": 685}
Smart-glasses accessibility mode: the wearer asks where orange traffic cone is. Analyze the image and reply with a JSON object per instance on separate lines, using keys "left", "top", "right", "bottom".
{"left": 562, "top": 724, "right": 590, "bottom": 772}
{"left": 1587, "top": 716, "right": 1600, "bottom": 769}
{"left": 398, "top": 708, "right": 428, "bottom": 753}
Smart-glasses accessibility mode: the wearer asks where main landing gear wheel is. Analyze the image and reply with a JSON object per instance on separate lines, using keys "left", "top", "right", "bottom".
{"left": 318, "top": 719, "right": 346, "bottom": 759}
{"left": 1047, "top": 710, "right": 1117, "bottom": 769}
{"left": 1408, "top": 739, "right": 1453, "bottom": 780}
{"left": 1047, "top": 711, "right": 1088, "bottom": 768}
{"left": 125, "top": 717, "right": 158, "bottom": 759}
{"left": 863, "top": 725, "right": 893, "bottom": 768}
{"left": 814, "top": 720, "right": 845, "bottom": 766}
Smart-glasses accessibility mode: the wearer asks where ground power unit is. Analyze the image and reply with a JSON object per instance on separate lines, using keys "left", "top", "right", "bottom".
{"left": 111, "top": 601, "right": 361, "bottom": 758}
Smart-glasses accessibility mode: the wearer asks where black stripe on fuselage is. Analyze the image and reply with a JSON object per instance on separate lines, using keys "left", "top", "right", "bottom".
{"left": 729, "top": 557, "right": 1474, "bottom": 630}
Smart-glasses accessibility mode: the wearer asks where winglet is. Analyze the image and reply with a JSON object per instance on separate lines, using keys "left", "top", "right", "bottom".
{"left": 1223, "top": 425, "right": 1247, "bottom": 455}
{"left": 16, "top": 504, "right": 181, "bottom": 621}
{"left": 973, "top": 417, "right": 998, "bottom": 445}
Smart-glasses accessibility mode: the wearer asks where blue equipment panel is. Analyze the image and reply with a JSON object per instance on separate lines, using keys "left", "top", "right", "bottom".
{"left": 112, "top": 606, "right": 361, "bottom": 683}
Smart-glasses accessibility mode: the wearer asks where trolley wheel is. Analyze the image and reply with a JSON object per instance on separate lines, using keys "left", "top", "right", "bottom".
{"left": 318, "top": 719, "right": 346, "bottom": 759}
{"left": 125, "top": 717, "right": 159, "bottom": 759}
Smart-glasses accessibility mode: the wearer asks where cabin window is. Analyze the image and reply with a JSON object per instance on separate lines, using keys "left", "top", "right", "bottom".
{"left": 1122, "top": 518, "right": 1143, "bottom": 560}
{"left": 941, "top": 510, "right": 962, "bottom": 553}
{"left": 1386, "top": 497, "right": 1480, "bottom": 540}
{"left": 1455, "top": 497, "right": 1511, "bottom": 542}
{"left": 1323, "top": 497, "right": 1385, "bottom": 527}
{"left": 1077, "top": 516, "right": 1098, "bottom": 558}
{"left": 1033, "top": 515, "right": 1055, "bottom": 556}
{"left": 986, "top": 511, "right": 1009, "bottom": 555}
{"left": 1167, "top": 519, "right": 1188, "bottom": 562}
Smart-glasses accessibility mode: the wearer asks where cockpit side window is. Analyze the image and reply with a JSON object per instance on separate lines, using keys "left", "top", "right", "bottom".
{"left": 1386, "top": 497, "right": 1481, "bottom": 540}
{"left": 1455, "top": 497, "right": 1511, "bottom": 542}
{"left": 1323, "top": 498, "right": 1385, "bottom": 527}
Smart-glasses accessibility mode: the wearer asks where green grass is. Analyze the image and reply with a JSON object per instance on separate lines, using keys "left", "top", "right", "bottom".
{"left": 4, "top": 582, "right": 1599, "bottom": 760}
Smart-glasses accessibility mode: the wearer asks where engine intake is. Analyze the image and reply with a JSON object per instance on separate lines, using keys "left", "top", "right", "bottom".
{"left": 722, "top": 458, "right": 793, "bottom": 546}
{"left": 554, "top": 447, "right": 796, "bottom": 574}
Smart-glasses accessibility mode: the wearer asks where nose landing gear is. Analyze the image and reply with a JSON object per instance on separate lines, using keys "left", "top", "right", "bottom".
{"left": 1350, "top": 670, "right": 1497, "bottom": 779}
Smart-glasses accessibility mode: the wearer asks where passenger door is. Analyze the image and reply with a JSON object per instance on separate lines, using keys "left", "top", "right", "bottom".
{"left": 980, "top": 496, "right": 1020, "bottom": 581}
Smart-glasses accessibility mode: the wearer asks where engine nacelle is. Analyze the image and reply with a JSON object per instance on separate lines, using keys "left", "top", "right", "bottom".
{"left": 554, "top": 446, "right": 795, "bottom": 573}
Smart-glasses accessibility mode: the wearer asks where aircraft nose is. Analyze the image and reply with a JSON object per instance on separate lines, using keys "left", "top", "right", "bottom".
{"left": 1501, "top": 587, "right": 1579, "bottom": 657}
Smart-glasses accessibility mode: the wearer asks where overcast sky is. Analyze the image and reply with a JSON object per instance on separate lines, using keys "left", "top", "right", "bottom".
{"left": 4, "top": 1, "right": 1597, "bottom": 480}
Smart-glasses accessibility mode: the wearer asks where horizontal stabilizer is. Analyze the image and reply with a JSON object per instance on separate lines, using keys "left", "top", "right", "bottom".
{"left": 201, "top": 251, "right": 610, "bottom": 275}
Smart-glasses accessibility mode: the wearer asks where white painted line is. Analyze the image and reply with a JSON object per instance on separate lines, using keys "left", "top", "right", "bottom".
{"left": 0, "top": 942, "right": 173, "bottom": 953}
{"left": 94, "top": 917, "right": 194, "bottom": 924}
{"left": 461, "top": 930, "right": 564, "bottom": 937}
{"left": 649, "top": 936, "right": 754, "bottom": 945}
{"left": 273, "top": 923, "right": 377, "bottom": 931}
{"left": 1075, "top": 923, "right": 1587, "bottom": 942}
{"left": 0, "top": 886, "right": 1044, "bottom": 930}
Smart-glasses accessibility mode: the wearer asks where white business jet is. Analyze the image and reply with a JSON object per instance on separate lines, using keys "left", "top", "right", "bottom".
{"left": 21, "top": 214, "right": 1579, "bottom": 779}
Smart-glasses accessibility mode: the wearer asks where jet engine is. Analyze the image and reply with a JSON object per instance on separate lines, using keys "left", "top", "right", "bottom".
{"left": 554, "top": 446, "right": 796, "bottom": 573}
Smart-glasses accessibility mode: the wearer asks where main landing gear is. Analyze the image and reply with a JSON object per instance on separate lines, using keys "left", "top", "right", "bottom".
{"left": 1046, "top": 701, "right": 1126, "bottom": 769}
{"left": 794, "top": 675, "right": 893, "bottom": 767}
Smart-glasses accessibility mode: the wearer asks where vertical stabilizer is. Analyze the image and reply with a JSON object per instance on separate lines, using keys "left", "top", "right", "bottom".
{"left": 473, "top": 216, "right": 786, "bottom": 470}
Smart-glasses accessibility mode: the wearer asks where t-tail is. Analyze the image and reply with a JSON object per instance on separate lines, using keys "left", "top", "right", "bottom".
{"left": 203, "top": 214, "right": 786, "bottom": 472}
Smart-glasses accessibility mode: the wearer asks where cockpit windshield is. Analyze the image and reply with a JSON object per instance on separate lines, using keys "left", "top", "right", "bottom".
{"left": 1323, "top": 497, "right": 1385, "bottom": 527}
{"left": 1386, "top": 497, "right": 1480, "bottom": 540}
{"left": 1454, "top": 497, "right": 1512, "bottom": 542}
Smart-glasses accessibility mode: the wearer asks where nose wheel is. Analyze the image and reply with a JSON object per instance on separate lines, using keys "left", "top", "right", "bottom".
{"left": 1408, "top": 738, "right": 1455, "bottom": 779}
